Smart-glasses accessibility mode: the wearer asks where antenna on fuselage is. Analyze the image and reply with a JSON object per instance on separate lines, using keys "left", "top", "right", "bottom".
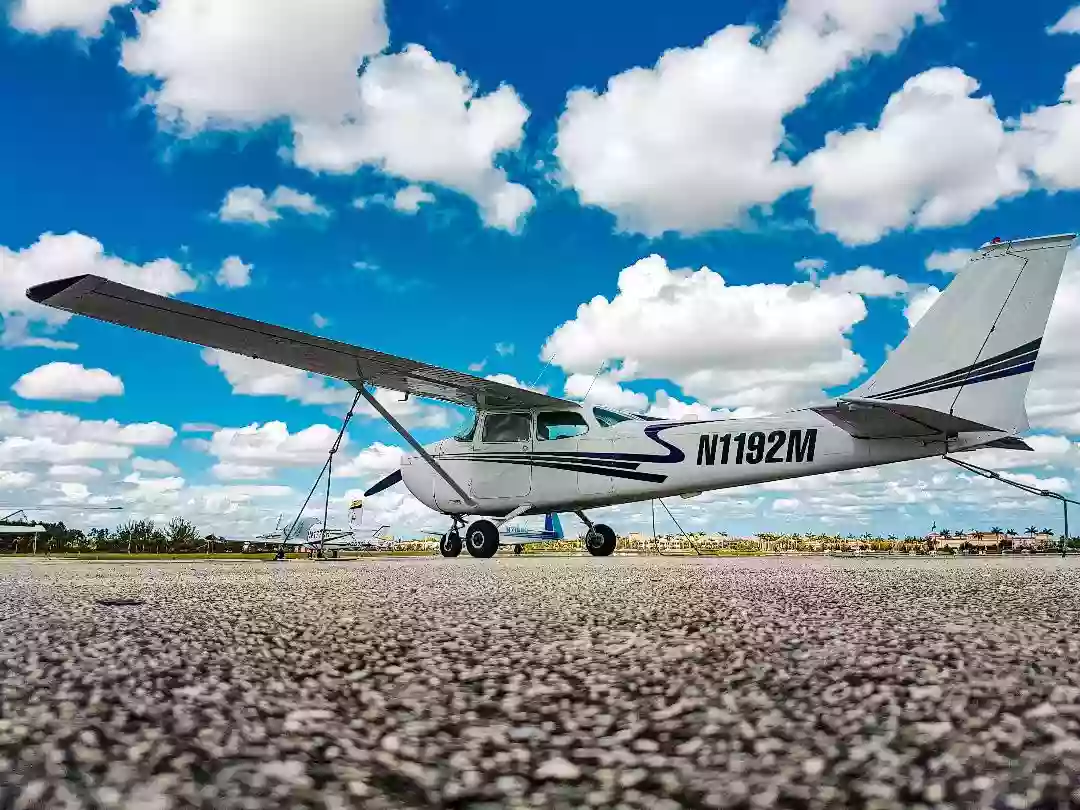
{"left": 581, "top": 359, "right": 607, "bottom": 402}
{"left": 531, "top": 351, "right": 557, "bottom": 391}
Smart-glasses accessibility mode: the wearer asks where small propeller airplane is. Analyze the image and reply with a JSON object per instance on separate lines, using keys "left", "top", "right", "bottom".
{"left": 235, "top": 501, "right": 395, "bottom": 555}
{"left": 421, "top": 512, "right": 565, "bottom": 555}
{"left": 26, "top": 233, "right": 1075, "bottom": 559}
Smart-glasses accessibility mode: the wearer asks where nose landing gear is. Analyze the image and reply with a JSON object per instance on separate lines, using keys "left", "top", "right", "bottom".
{"left": 440, "top": 516, "right": 465, "bottom": 557}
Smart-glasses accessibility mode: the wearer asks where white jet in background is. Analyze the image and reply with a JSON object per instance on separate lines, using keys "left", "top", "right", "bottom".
{"left": 27, "top": 234, "right": 1076, "bottom": 559}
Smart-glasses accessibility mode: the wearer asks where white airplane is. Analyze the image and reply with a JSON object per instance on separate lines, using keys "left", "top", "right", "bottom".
{"left": 234, "top": 515, "right": 320, "bottom": 550}
{"left": 26, "top": 233, "right": 1075, "bottom": 559}
{"left": 421, "top": 512, "right": 565, "bottom": 555}
{"left": 239, "top": 501, "right": 394, "bottom": 555}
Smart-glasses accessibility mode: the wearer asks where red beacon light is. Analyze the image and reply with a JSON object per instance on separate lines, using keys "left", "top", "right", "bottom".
{"left": 991, "top": 236, "right": 1003, "bottom": 243}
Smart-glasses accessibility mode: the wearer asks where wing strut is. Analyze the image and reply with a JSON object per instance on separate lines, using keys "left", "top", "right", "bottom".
{"left": 354, "top": 383, "right": 476, "bottom": 508}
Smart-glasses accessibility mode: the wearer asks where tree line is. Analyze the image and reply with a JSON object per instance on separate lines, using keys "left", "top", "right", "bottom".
{"left": 0, "top": 517, "right": 230, "bottom": 554}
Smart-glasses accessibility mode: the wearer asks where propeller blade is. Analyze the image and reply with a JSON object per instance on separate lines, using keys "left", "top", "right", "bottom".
{"left": 364, "top": 469, "right": 403, "bottom": 497}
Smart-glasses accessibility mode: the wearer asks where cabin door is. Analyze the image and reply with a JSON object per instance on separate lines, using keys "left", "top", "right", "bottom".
{"left": 469, "top": 411, "right": 533, "bottom": 499}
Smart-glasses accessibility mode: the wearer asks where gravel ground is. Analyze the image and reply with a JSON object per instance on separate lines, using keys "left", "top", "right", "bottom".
{"left": 4, "top": 555, "right": 1080, "bottom": 809}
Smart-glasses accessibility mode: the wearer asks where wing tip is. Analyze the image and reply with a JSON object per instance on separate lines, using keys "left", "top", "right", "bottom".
{"left": 26, "top": 274, "right": 94, "bottom": 305}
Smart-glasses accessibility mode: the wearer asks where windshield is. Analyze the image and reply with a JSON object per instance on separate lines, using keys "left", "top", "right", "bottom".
{"left": 451, "top": 410, "right": 478, "bottom": 441}
{"left": 593, "top": 407, "right": 634, "bottom": 427}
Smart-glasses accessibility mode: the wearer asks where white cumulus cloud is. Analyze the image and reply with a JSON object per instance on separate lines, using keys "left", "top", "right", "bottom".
{"left": 292, "top": 45, "right": 534, "bottom": 232}
{"left": 204, "top": 421, "right": 346, "bottom": 468}
{"left": 117, "top": 1, "right": 533, "bottom": 232}
{"left": 48, "top": 465, "right": 102, "bottom": 481}
{"left": 336, "top": 442, "right": 404, "bottom": 480}
{"left": 926, "top": 248, "right": 976, "bottom": 273}
{"left": 902, "top": 286, "right": 943, "bottom": 327}
{"left": 0, "top": 402, "right": 174, "bottom": 466}
{"left": 1012, "top": 65, "right": 1080, "bottom": 192}
{"left": 201, "top": 349, "right": 451, "bottom": 428}
{"left": 1049, "top": 5, "right": 1080, "bottom": 34}
{"left": 217, "top": 186, "right": 329, "bottom": 225}
{"left": 131, "top": 457, "right": 181, "bottom": 475}
{"left": 120, "top": 0, "right": 388, "bottom": 130}
{"left": 10, "top": 0, "right": 128, "bottom": 38}
{"left": 12, "top": 363, "right": 124, "bottom": 402}
{"left": 0, "top": 231, "right": 196, "bottom": 349}
{"left": 802, "top": 68, "right": 1027, "bottom": 245}
{"left": 541, "top": 254, "right": 870, "bottom": 411}
{"left": 393, "top": 185, "right": 436, "bottom": 214}
{"left": 817, "top": 266, "right": 910, "bottom": 298}
{"left": 554, "top": 0, "right": 944, "bottom": 236}
{"left": 215, "top": 256, "right": 253, "bottom": 289}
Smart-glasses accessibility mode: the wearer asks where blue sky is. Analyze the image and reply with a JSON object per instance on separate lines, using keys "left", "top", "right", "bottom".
{"left": 2, "top": 0, "right": 1080, "bottom": 540}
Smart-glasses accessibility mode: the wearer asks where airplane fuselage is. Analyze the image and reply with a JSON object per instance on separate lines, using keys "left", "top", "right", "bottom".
{"left": 400, "top": 404, "right": 1002, "bottom": 518}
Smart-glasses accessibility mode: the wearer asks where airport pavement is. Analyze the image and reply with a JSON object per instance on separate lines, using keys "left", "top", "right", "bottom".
{"left": 3, "top": 555, "right": 1080, "bottom": 809}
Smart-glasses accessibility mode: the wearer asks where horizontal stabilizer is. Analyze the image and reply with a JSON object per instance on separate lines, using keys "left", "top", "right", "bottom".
{"left": 813, "top": 398, "right": 997, "bottom": 440}
{"left": 973, "top": 436, "right": 1034, "bottom": 452}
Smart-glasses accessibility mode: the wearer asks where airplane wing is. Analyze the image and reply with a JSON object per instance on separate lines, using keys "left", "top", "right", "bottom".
{"left": 27, "top": 276, "right": 573, "bottom": 411}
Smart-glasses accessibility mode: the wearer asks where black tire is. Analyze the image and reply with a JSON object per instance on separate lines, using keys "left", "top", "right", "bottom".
{"left": 465, "top": 520, "right": 500, "bottom": 558}
{"left": 514, "top": 544, "right": 524, "bottom": 555}
{"left": 440, "top": 531, "right": 462, "bottom": 557}
{"left": 585, "top": 524, "right": 616, "bottom": 556}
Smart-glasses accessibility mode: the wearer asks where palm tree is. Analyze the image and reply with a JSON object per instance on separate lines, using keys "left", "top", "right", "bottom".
{"left": 1006, "top": 529, "right": 1018, "bottom": 537}
{"left": 1026, "top": 525, "right": 1038, "bottom": 538}
{"left": 1042, "top": 528, "right": 1055, "bottom": 536}
{"left": 990, "top": 526, "right": 1003, "bottom": 539}
{"left": 941, "top": 529, "right": 952, "bottom": 539}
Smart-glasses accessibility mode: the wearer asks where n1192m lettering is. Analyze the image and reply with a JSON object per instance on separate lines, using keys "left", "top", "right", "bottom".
{"left": 696, "top": 429, "right": 817, "bottom": 466}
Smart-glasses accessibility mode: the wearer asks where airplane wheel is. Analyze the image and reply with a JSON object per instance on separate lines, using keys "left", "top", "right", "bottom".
{"left": 514, "top": 544, "right": 524, "bottom": 555}
{"left": 585, "top": 524, "right": 616, "bottom": 557}
{"left": 465, "top": 520, "right": 500, "bottom": 558}
{"left": 441, "top": 531, "right": 462, "bottom": 557}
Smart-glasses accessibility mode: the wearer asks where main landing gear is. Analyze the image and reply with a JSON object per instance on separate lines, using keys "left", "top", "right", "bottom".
{"left": 439, "top": 512, "right": 618, "bottom": 559}
{"left": 577, "top": 510, "right": 616, "bottom": 557}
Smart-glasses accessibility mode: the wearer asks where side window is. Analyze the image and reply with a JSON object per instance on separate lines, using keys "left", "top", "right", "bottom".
{"left": 481, "top": 412, "right": 531, "bottom": 443}
{"left": 594, "top": 407, "right": 633, "bottom": 427}
{"left": 537, "top": 411, "right": 589, "bottom": 441}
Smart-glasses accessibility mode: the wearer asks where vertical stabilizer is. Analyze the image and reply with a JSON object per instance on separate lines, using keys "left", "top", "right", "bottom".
{"left": 546, "top": 513, "right": 564, "bottom": 539}
{"left": 846, "top": 233, "right": 1075, "bottom": 434}
{"left": 286, "top": 516, "right": 320, "bottom": 541}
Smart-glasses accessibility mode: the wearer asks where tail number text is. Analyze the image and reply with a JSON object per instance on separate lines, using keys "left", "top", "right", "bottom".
{"left": 696, "top": 429, "right": 818, "bottom": 466}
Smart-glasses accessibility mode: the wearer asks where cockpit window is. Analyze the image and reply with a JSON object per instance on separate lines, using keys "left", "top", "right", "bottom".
{"left": 452, "top": 412, "right": 477, "bottom": 442}
{"left": 482, "top": 412, "right": 531, "bottom": 443}
{"left": 537, "top": 411, "right": 589, "bottom": 441}
{"left": 593, "top": 407, "right": 634, "bottom": 427}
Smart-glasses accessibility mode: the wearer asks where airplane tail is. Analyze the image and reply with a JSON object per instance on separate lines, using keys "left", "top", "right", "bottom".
{"left": 285, "top": 516, "right": 320, "bottom": 541}
{"left": 348, "top": 499, "right": 363, "bottom": 531}
{"left": 844, "top": 233, "right": 1075, "bottom": 436}
{"left": 545, "top": 513, "right": 564, "bottom": 539}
